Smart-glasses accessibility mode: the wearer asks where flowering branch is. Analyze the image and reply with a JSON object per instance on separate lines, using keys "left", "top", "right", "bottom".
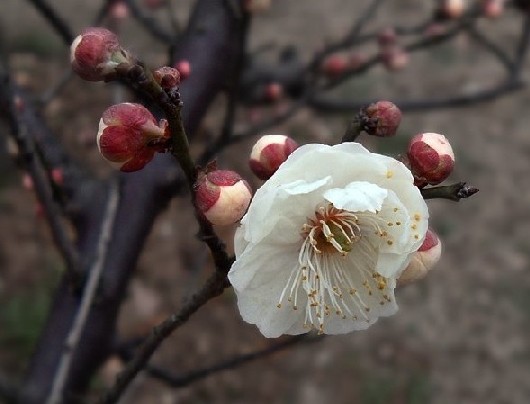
{"left": 421, "top": 182, "right": 479, "bottom": 201}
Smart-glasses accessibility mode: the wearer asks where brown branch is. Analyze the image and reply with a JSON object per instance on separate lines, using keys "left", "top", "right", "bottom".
{"left": 123, "top": 0, "right": 175, "bottom": 43}
{"left": 421, "top": 182, "right": 479, "bottom": 201}
{"left": 25, "top": 0, "right": 74, "bottom": 44}
{"left": 131, "top": 334, "right": 321, "bottom": 388}
{"left": 97, "top": 269, "right": 231, "bottom": 404}
{"left": 46, "top": 181, "right": 120, "bottom": 404}
{"left": 1, "top": 69, "right": 82, "bottom": 285}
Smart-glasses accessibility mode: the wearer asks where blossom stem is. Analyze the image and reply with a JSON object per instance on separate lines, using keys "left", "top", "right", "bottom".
{"left": 420, "top": 182, "right": 479, "bottom": 201}
{"left": 341, "top": 116, "right": 362, "bottom": 142}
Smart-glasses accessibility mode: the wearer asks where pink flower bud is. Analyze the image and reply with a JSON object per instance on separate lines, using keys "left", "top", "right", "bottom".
{"left": 361, "top": 101, "right": 402, "bottom": 137}
{"left": 321, "top": 54, "right": 349, "bottom": 78}
{"left": 196, "top": 170, "right": 252, "bottom": 226}
{"left": 398, "top": 229, "right": 442, "bottom": 286}
{"left": 380, "top": 46, "right": 409, "bottom": 71}
{"left": 110, "top": 1, "right": 129, "bottom": 20}
{"left": 482, "top": 0, "right": 505, "bottom": 18}
{"left": 97, "top": 103, "right": 169, "bottom": 172}
{"left": 263, "top": 82, "right": 283, "bottom": 102}
{"left": 249, "top": 135, "right": 299, "bottom": 180}
{"left": 71, "top": 27, "right": 128, "bottom": 81}
{"left": 408, "top": 132, "right": 455, "bottom": 186}
{"left": 439, "top": 0, "right": 466, "bottom": 19}
{"left": 153, "top": 66, "right": 181, "bottom": 89}
{"left": 173, "top": 60, "right": 191, "bottom": 81}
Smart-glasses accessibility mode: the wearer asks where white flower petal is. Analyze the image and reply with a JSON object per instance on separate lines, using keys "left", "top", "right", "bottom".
{"left": 228, "top": 243, "right": 302, "bottom": 337}
{"left": 324, "top": 181, "right": 387, "bottom": 213}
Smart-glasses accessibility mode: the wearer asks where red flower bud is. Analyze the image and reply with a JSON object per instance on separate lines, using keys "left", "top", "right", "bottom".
{"left": 264, "top": 82, "right": 283, "bottom": 102}
{"left": 71, "top": 27, "right": 128, "bottom": 81}
{"left": 249, "top": 135, "right": 299, "bottom": 180}
{"left": 173, "top": 60, "right": 191, "bottom": 81}
{"left": 196, "top": 170, "right": 252, "bottom": 226}
{"left": 153, "top": 66, "right": 181, "bottom": 89}
{"left": 482, "top": 0, "right": 505, "bottom": 18}
{"left": 408, "top": 132, "right": 455, "bottom": 186}
{"left": 398, "top": 229, "right": 442, "bottom": 286}
{"left": 321, "top": 54, "right": 349, "bottom": 78}
{"left": 97, "top": 103, "right": 169, "bottom": 172}
{"left": 360, "top": 101, "right": 402, "bottom": 138}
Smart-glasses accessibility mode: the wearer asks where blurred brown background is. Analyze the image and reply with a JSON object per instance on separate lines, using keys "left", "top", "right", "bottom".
{"left": 1, "top": 1, "right": 529, "bottom": 403}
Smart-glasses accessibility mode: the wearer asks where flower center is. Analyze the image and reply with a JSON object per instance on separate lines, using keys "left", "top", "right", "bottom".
{"left": 302, "top": 205, "right": 361, "bottom": 255}
{"left": 276, "top": 203, "right": 392, "bottom": 334}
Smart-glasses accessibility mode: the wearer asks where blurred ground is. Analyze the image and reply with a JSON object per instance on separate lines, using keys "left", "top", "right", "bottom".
{"left": 1, "top": 1, "right": 530, "bottom": 403}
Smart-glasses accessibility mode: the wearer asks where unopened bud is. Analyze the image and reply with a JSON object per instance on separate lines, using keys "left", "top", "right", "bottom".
{"left": 321, "top": 54, "right": 349, "bottom": 78}
{"left": 438, "top": 0, "right": 466, "bottom": 19}
{"left": 264, "top": 82, "right": 283, "bottom": 102}
{"left": 380, "top": 46, "right": 409, "bottom": 71}
{"left": 408, "top": 132, "right": 455, "bottom": 186}
{"left": 482, "top": 0, "right": 505, "bottom": 18}
{"left": 196, "top": 170, "right": 252, "bottom": 226}
{"left": 360, "top": 101, "right": 402, "bottom": 138}
{"left": 249, "top": 135, "right": 298, "bottom": 180}
{"left": 153, "top": 66, "right": 181, "bottom": 89}
{"left": 110, "top": 1, "right": 129, "bottom": 20}
{"left": 71, "top": 27, "right": 129, "bottom": 81}
{"left": 173, "top": 60, "right": 191, "bottom": 81}
{"left": 398, "top": 229, "right": 442, "bottom": 286}
{"left": 97, "top": 103, "right": 169, "bottom": 172}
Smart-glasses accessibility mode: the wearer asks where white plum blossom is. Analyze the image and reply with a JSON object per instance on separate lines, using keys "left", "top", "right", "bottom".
{"left": 228, "top": 143, "right": 429, "bottom": 338}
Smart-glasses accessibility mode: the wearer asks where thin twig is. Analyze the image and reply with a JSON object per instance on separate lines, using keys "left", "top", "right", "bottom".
{"left": 46, "top": 180, "right": 120, "bottom": 404}
{"left": 465, "top": 25, "right": 514, "bottom": 72}
{"left": 97, "top": 269, "right": 231, "bottom": 404}
{"left": 25, "top": 0, "right": 74, "bottom": 44}
{"left": 512, "top": 12, "right": 530, "bottom": 75}
{"left": 136, "top": 334, "right": 322, "bottom": 388}
{"left": 421, "top": 182, "right": 479, "bottom": 201}
{"left": 309, "top": 79, "right": 524, "bottom": 112}
{"left": 123, "top": 0, "right": 174, "bottom": 43}
{"left": 3, "top": 74, "right": 82, "bottom": 284}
